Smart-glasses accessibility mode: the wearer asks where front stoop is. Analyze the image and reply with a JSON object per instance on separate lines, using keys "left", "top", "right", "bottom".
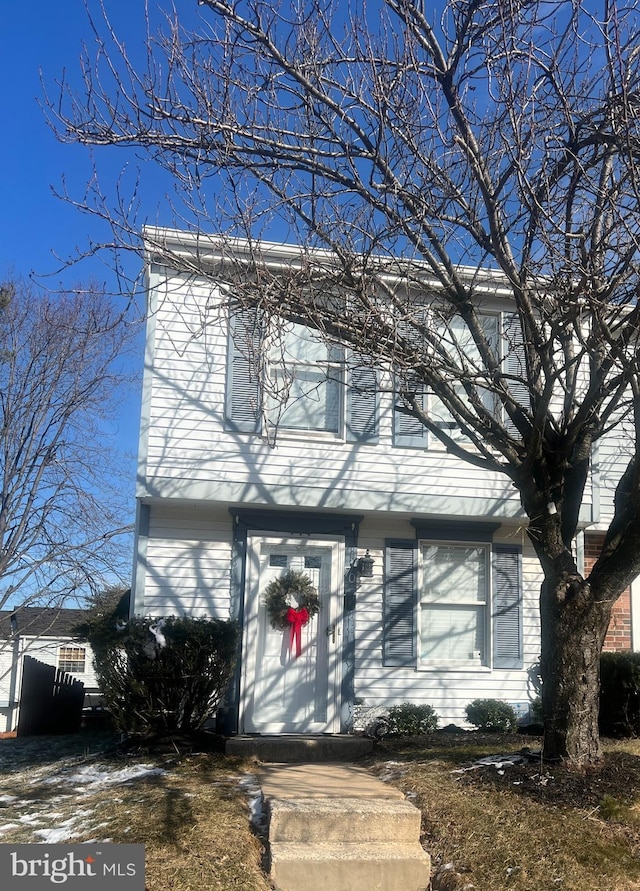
{"left": 226, "top": 734, "right": 373, "bottom": 762}
{"left": 260, "top": 765, "right": 431, "bottom": 891}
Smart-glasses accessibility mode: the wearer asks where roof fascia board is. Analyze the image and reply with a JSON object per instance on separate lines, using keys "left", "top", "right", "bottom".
{"left": 142, "top": 226, "right": 514, "bottom": 298}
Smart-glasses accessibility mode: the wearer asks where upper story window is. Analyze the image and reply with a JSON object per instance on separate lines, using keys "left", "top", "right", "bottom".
{"left": 395, "top": 312, "right": 500, "bottom": 447}
{"left": 226, "top": 304, "right": 520, "bottom": 448}
{"left": 267, "top": 323, "right": 344, "bottom": 434}
{"left": 58, "top": 645, "right": 86, "bottom": 674}
{"left": 226, "top": 307, "right": 378, "bottom": 443}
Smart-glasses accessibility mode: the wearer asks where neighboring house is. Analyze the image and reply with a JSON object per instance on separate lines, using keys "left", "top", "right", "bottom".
{"left": 132, "top": 228, "right": 633, "bottom": 736}
{"left": 0, "top": 608, "right": 99, "bottom": 734}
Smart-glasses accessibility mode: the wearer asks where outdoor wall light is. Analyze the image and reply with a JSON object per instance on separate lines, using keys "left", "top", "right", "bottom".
{"left": 356, "top": 549, "right": 375, "bottom": 578}
{"left": 347, "top": 549, "right": 375, "bottom": 587}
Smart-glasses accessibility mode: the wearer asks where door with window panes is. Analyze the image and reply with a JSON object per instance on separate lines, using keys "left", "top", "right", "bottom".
{"left": 241, "top": 537, "right": 343, "bottom": 733}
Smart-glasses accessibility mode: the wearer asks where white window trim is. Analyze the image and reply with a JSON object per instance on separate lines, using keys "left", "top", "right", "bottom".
{"left": 58, "top": 645, "right": 86, "bottom": 674}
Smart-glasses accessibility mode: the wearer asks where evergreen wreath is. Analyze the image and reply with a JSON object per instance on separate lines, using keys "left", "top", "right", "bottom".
{"left": 263, "top": 569, "right": 320, "bottom": 630}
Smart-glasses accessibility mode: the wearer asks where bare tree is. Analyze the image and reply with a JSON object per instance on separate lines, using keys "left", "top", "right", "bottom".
{"left": 48, "top": 0, "right": 640, "bottom": 764}
{"left": 0, "top": 278, "right": 137, "bottom": 615}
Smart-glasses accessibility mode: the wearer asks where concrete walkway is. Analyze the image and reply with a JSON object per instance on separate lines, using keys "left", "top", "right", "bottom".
{"left": 259, "top": 763, "right": 431, "bottom": 891}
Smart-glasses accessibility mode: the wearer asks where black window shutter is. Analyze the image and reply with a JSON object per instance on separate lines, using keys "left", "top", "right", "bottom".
{"left": 503, "top": 313, "right": 531, "bottom": 438}
{"left": 225, "top": 306, "right": 262, "bottom": 433}
{"left": 393, "top": 376, "right": 427, "bottom": 448}
{"left": 346, "top": 357, "right": 378, "bottom": 443}
{"left": 383, "top": 540, "right": 417, "bottom": 667}
{"left": 492, "top": 544, "right": 523, "bottom": 669}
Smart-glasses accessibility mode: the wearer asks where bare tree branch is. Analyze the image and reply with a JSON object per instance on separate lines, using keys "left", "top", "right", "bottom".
{"left": 0, "top": 278, "right": 138, "bottom": 612}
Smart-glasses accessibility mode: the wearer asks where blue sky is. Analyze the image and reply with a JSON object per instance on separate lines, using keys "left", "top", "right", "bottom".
{"left": 2, "top": 2, "right": 138, "bottom": 287}
{"left": 1, "top": 1, "right": 158, "bottom": 500}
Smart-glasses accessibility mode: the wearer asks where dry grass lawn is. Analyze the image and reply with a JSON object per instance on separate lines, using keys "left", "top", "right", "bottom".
{"left": 1, "top": 730, "right": 640, "bottom": 890}
{"left": 371, "top": 734, "right": 640, "bottom": 890}
{"left": 0, "top": 732, "right": 271, "bottom": 891}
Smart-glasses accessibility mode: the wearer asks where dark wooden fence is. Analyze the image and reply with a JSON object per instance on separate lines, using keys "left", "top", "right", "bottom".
{"left": 17, "top": 655, "right": 85, "bottom": 736}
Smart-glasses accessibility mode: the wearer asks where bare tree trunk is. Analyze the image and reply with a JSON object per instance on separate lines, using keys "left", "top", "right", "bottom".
{"left": 540, "top": 575, "right": 612, "bottom": 765}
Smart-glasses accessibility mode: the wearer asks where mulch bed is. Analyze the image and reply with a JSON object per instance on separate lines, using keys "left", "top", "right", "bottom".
{"left": 375, "top": 729, "right": 640, "bottom": 812}
{"left": 459, "top": 748, "right": 640, "bottom": 811}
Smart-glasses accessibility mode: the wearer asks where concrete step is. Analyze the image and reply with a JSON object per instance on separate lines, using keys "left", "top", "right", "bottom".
{"left": 269, "top": 840, "right": 431, "bottom": 891}
{"left": 259, "top": 763, "right": 405, "bottom": 800}
{"left": 257, "top": 762, "right": 430, "bottom": 891}
{"left": 226, "top": 734, "right": 373, "bottom": 762}
{"left": 268, "top": 796, "right": 422, "bottom": 844}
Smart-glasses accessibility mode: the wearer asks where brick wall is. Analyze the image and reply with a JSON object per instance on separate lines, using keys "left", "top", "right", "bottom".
{"left": 585, "top": 533, "right": 632, "bottom": 651}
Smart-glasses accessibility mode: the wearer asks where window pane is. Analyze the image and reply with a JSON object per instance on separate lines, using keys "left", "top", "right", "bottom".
{"left": 430, "top": 314, "right": 499, "bottom": 436}
{"left": 420, "top": 605, "right": 485, "bottom": 663}
{"left": 272, "top": 367, "right": 340, "bottom": 432}
{"left": 281, "top": 323, "right": 340, "bottom": 364}
{"left": 269, "top": 322, "right": 343, "bottom": 433}
{"left": 422, "top": 545, "right": 487, "bottom": 603}
{"left": 305, "top": 556, "right": 322, "bottom": 569}
{"left": 58, "top": 646, "right": 86, "bottom": 674}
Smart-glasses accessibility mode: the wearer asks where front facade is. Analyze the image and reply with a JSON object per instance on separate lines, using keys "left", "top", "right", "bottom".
{"left": 132, "top": 229, "right": 625, "bottom": 734}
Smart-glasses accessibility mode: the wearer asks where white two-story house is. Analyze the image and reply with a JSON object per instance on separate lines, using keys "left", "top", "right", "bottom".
{"left": 131, "top": 228, "right": 632, "bottom": 736}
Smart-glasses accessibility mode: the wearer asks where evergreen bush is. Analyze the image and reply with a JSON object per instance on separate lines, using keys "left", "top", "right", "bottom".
{"left": 85, "top": 614, "right": 238, "bottom": 738}
{"left": 599, "top": 652, "right": 640, "bottom": 737}
{"left": 529, "top": 697, "right": 543, "bottom": 724}
{"left": 465, "top": 698, "right": 518, "bottom": 733}
{"left": 385, "top": 702, "right": 439, "bottom": 736}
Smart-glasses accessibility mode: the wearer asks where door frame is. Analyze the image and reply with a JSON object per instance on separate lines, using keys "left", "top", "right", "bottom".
{"left": 239, "top": 533, "right": 345, "bottom": 734}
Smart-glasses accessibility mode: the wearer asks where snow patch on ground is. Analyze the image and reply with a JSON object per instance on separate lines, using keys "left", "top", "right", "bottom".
{"left": 34, "top": 823, "right": 80, "bottom": 844}
{"left": 40, "top": 762, "right": 167, "bottom": 792}
{"left": 452, "top": 752, "right": 538, "bottom": 775}
{"left": 237, "top": 773, "right": 266, "bottom": 834}
{"left": 378, "top": 760, "right": 409, "bottom": 783}
{"left": 1, "top": 759, "right": 166, "bottom": 844}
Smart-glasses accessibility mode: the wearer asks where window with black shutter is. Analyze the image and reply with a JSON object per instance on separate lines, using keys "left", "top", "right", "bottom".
{"left": 383, "top": 528, "right": 523, "bottom": 671}
{"left": 226, "top": 309, "right": 379, "bottom": 441}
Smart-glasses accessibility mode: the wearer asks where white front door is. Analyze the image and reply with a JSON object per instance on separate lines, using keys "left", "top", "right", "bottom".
{"left": 241, "top": 536, "right": 343, "bottom": 734}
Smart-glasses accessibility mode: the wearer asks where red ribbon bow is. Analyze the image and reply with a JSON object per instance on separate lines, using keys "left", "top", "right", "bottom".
{"left": 286, "top": 607, "right": 309, "bottom": 658}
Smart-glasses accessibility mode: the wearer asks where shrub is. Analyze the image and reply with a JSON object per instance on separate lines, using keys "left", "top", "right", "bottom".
{"left": 87, "top": 615, "right": 239, "bottom": 739}
{"left": 465, "top": 699, "right": 518, "bottom": 733}
{"left": 599, "top": 651, "right": 640, "bottom": 737}
{"left": 385, "top": 702, "right": 439, "bottom": 737}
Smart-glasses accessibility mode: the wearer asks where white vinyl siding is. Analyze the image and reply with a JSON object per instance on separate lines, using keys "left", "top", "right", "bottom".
{"left": 140, "top": 273, "right": 530, "bottom": 517}
{"left": 139, "top": 266, "right": 595, "bottom": 524}
{"left": 140, "top": 505, "right": 233, "bottom": 619}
